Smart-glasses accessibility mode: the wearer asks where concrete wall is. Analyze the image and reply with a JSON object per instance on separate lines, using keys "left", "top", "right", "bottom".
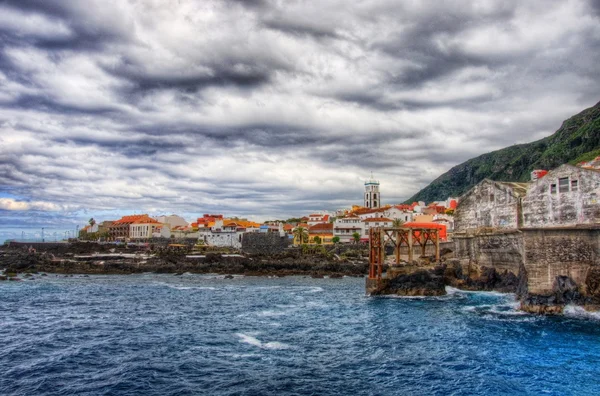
{"left": 454, "top": 180, "right": 524, "bottom": 232}
{"left": 522, "top": 228, "right": 600, "bottom": 294}
{"left": 453, "top": 228, "right": 600, "bottom": 299}
{"left": 241, "top": 233, "right": 291, "bottom": 255}
{"left": 453, "top": 231, "right": 523, "bottom": 274}
{"left": 522, "top": 164, "right": 600, "bottom": 228}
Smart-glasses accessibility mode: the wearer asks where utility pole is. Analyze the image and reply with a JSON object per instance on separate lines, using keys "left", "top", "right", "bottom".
{"left": 42, "top": 227, "right": 45, "bottom": 242}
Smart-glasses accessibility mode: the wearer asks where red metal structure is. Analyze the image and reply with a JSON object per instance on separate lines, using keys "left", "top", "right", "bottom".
{"left": 368, "top": 226, "right": 442, "bottom": 281}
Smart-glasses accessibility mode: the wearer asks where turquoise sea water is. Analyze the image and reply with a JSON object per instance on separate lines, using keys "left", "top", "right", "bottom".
{"left": 1, "top": 274, "right": 599, "bottom": 395}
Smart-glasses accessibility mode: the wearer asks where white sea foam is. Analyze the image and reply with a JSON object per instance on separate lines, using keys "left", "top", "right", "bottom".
{"left": 235, "top": 333, "right": 290, "bottom": 349}
{"left": 445, "top": 286, "right": 515, "bottom": 298}
{"left": 564, "top": 305, "right": 600, "bottom": 321}
{"left": 304, "top": 287, "right": 324, "bottom": 293}
{"left": 152, "top": 282, "right": 217, "bottom": 291}
{"left": 257, "top": 310, "right": 288, "bottom": 317}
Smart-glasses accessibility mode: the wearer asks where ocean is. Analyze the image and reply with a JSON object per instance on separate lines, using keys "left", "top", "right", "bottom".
{"left": 1, "top": 274, "right": 599, "bottom": 395}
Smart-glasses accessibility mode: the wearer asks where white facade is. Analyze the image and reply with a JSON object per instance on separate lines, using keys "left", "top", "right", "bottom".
{"left": 362, "top": 218, "right": 393, "bottom": 236}
{"left": 333, "top": 216, "right": 365, "bottom": 243}
{"left": 364, "top": 175, "right": 381, "bottom": 209}
{"left": 130, "top": 222, "right": 161, "bottom": 239}
{"left": 383, "top": 207, "right": 413, "bottom": 222}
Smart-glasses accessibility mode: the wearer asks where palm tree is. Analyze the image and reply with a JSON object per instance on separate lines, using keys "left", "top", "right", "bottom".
{"left": 89, "top": 218, "right": 96, "bottom": 227}
{"left": 392, "top": 219, "right": 404, "bottom": 228}
{"left": 293, "top": 226, "right": 308, "bottom": 245}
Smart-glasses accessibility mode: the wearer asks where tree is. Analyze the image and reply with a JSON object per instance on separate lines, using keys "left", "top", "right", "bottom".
{"left": 352, "top": 232, "right": 361, "bottom": 244}
{"left": 293, "top": 226, "right": 308, "bottom": 245}
{"left": 332, "top": 236, "right": 340, "bottom": 244}
{"left": 313, "top": 236, "right": 322, "bottom": 245}
{"left": 89, "top": 218, "right": 96, "bottom": 227}
{"left": 392, "top": 219, "right": 405, "bottom": 228}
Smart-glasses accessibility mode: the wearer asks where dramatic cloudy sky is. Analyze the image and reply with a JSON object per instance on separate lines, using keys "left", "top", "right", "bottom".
{"left": 1, "top": 0, "right": 600, "bottom": 240}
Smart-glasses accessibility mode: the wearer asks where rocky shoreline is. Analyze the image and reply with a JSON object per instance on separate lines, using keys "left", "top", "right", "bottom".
{"left": 370, "top": 259, "right": 600, "bottom": 315}
{"left": 4, "top": 242, "right": 599, "bottom": 316}
{"left": 0, "top": 243, "right": 369, "bottom": 279}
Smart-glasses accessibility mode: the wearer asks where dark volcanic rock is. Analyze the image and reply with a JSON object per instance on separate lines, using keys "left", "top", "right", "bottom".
{"left": 520, "top": 275, "right": 596, "bottom": 315}
{"left": 372, "top": 266, "right": 446, "bottom": 296}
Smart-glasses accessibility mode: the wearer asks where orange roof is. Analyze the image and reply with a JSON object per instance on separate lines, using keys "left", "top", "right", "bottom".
{"left": 283, "top": 224, "right": 294, "bottom": 231}
{"left": 133, "top": 217, "right": 161, "bottom": 225}
{"left": 112, "top": 214, "right": 153, "bottom": 225}
{"left": 224, "top": 219, "right": 261, "bottom": 228}
{"left": 308, "top": 223, "right": 334, "bottom": 232}
{"left": 363, "top": 217, "right": 393, "bottom": 222}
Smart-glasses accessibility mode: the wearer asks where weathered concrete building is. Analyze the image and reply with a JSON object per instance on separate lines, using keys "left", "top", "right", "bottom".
{"left": 454, "top": 179, "right": 529, "bottom": 232}
{"left": 522, "top": 164, "right": 600, "bottom": 227}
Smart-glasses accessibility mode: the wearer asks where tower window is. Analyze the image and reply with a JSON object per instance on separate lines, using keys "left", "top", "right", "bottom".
{"left": 550, "top": 184, "right": 557, "bottom": 194}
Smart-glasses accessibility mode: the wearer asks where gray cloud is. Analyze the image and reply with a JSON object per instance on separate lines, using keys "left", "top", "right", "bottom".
{"left": 0, "top": 0, "right": 599, "bottom": 237}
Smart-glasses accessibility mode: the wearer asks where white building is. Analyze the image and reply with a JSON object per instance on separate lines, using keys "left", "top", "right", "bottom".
{"left": 333, "top": 215, "right": 365, "bottom": 243}
{"left": 129, "top": 218, "right": 162, "bottom": 239}
{"left": 197, "top": 219, "right": 260, "bottom": 248}
{"left": 362, "top": 217, "right": 393, "bottom": 236}
{"left": 383, "top": 207, "right": 413, "bottom": 222}
{"left": 364, "top": 174, "right": 381, "bottom": 209}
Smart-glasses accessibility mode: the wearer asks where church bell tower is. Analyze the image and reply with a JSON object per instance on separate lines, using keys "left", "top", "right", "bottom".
{"left": 364, "top": 173, "right": 380, "bottom": 208}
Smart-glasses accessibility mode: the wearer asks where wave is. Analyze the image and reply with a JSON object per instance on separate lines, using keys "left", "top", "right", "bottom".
{"left": 564, "top": 305, "right": 600, "bottom": 321}
{"left": 445, "top": 286, "right": 515, "bottom": 298}
{"left": 235, "top": 333, "right": 290, "bottom": 350}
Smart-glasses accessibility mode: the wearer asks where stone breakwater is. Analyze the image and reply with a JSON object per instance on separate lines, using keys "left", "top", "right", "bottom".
{"left": 372, "top": 227, "right": 600, "bottom": 315}
{"left": 0, "top": 243, "right": 369, "bottom": 278}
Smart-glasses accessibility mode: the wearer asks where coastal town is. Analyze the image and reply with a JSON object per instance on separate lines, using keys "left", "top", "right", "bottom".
{"left": 71, "top": 173, "right": 457, "bottom": 248}
{"left": 63, "top": 156, "right": 600, "bottom": 253}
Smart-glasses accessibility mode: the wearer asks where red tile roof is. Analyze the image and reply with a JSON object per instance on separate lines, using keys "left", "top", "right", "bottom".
{"left": 308, "top": 223, "right": 334, "bottom": 232}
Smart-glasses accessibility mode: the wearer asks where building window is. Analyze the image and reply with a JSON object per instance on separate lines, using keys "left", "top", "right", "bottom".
{"left": 571, "top": 179, "right": 578, "bottom": 192}
{"left": 559, "top": 177, "right": 569, "bottom": 193}
{"left": 550, "top": 184, "right": 557, "bottom": 194}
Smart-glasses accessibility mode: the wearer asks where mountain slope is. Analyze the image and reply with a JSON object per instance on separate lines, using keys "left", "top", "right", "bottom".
{"left": 406, "top": 101, "right": 600, "bottom": 203}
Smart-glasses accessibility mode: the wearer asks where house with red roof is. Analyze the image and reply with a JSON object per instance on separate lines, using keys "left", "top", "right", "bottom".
{"left": 306, "top": 213, "right": 330, "bottom": 226}
{"left": 130, "top": 216, "right": 163, "bottom": 239}
{"left": 107, "top": 214, "right": 154, "bottom": 240}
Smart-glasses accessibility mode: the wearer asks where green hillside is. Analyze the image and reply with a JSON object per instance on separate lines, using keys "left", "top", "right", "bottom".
{"left": 406, "top": 101, "right": 600, "bottom": 203}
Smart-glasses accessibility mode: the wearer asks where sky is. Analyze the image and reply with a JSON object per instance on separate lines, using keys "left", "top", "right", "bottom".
{"left": 1, "top": 0, "right": 600, "bottom": 241}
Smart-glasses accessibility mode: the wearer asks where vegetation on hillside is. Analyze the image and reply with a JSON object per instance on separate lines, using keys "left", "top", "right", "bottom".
{"left": 406, "top": 101, "right": 600, "bottom": 203}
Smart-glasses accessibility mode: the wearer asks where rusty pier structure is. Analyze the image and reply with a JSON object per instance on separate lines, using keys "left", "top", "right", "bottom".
{"left": 366, "top": 226, "right": 442, "bottom": 294}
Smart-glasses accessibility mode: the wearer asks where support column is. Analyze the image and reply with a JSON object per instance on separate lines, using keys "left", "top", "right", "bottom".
{"left": 435, "top": 229, "right": 440, "bottom": 262}
{"left": 394, "top": 230, "right": 400, "bottom": 265}
{"left": 421, "top": 229, "right": 426, "bottom": 257}
{"left": 408, "top": 229, "right": 413, "bottom": 263}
